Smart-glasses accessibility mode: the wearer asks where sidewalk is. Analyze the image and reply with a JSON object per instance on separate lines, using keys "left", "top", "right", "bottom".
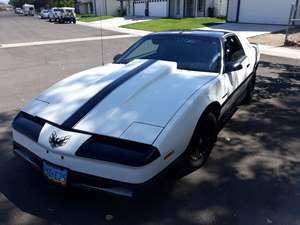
{"left": 77, "top": 17, "right": 152, "bottom": 36}
{"left": 259, "top": 45, "right": 300, "bottom": 60}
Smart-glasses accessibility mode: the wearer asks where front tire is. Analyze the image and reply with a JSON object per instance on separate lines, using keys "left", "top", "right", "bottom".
{"left": 184, "top": 112, "right": 218, "bottom": 169}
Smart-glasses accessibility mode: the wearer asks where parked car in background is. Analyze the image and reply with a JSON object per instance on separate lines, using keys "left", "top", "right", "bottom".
{"left": 15, "top": 7, "right": 23, "bottom": 14}
{"left": 56, "top": 7, "right": 76, "bottom": 23}
{"left": 48, "top": 7, "right": 60, "bottom": 22}
{"left": 22, "top": 4, "right": 34, "bottom": 16}
{"left": 40, "top": 9, "right": 49, "bottom": 19}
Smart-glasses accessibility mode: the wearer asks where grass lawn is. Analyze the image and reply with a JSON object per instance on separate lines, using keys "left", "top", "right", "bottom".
{"left": 120, "top": 17, "right": 225, "bottom": 32}
{"left": 77, "top": 14, "right": 115, "bottom": 22}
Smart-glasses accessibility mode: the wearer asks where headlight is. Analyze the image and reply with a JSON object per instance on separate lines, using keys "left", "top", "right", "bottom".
{"left": 76, "top": 135, "right": 160, "bottom": 167}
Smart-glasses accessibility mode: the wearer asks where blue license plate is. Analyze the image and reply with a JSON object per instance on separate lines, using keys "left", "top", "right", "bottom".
{"left": 43, "top": 162, "right": 68, "bottom": 186}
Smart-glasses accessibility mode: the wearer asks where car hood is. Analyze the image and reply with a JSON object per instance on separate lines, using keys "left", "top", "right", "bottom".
{"left": 22, "top": 59, "right": 216, "bottom": 143}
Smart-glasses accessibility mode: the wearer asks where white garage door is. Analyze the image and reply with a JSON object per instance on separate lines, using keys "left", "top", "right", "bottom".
{"left": 239, "top": 0, "right": 295, "bottom": 25}
{"left": 134, "top": 0, "right": 146, "bottom": 16}
{"left": 149, "top": 0, "right": 168, "bottom": 17}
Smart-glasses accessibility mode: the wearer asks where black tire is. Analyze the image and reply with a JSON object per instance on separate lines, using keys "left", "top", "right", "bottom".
{"left": 242, "top": 70, "right": 257, "bottom": 104}
{"left": 73, "top": 19, "right": 76, "bottom": 24}
{"left": 184, "top": 112, "right": 218, "bottom": 169}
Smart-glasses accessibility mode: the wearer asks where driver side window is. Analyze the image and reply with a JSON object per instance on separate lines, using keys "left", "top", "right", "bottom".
{"left": 224, "top": 35, "right": 245, "bottom": 63}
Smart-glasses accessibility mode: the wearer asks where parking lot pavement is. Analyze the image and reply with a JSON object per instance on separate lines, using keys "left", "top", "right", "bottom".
{"left": 1, "top": 13, "right": 300, "bottom": 225}
{"left": 0, "top": 12, "right": 124, "bottom": 45}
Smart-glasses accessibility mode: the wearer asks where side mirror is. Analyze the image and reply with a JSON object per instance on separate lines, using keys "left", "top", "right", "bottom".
{"left": 225, "top": 62, "right": 243, "bottom": 73}
{"left": 113, "top": 53, "right": 122, "bottom": 62}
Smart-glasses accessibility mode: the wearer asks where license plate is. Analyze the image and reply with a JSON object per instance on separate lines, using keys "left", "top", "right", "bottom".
{"left": 43, "top": 162, "right": 68, "bottom": 186}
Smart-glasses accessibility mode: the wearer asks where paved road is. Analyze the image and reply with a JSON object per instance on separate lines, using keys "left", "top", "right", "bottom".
{"left": 0, "top": 13, "right": 300, "bottom": 225}
{"left": 0, "top": 12, "right": 123, "bottom": 44}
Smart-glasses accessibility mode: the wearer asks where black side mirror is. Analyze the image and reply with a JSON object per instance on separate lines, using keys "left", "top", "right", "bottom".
{"left": 225, "top": 62, "right": 243, "bottom": 73}
{"left": 113, "top": 53, "right": 122, "bottom": 62}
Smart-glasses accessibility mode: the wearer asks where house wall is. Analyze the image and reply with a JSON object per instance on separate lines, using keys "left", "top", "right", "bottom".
{"left": 226, "top": 0, "right": 299, "bottom": 25}
{"left": 169, "top": 0, "right": 184, "bottom": 18}
{"left": 127, "top": 0, "right": 134, "bottom": 16}
{"left": 128, "top": 0, "right": 227, "bottom": 18}
{"left": 106, "top": 0, "right": 119, "bottom": 15}
{"left": 213, "top": 0, "right": 227, "bottom": 17}
{"left": 295, "top": 0, "right": 300, "bottom": 25}
{"left": 94, "top": 0, "right": 119, "bottom": 16}
{"left": 134, "top": 0, "right": 146, "bottom": 16}
{"left": 79, "top": 3, "right": 92, "bottom": 14}
{"left": 226, "top": 0, "right": 238, "bottom": 22}
{"left": 149, "top": 0, "right": 169, "bottom": 17}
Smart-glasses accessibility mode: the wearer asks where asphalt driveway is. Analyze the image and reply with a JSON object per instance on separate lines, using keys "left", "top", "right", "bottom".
{"left": 206, "top": 23, "right": 286, "bottom": 38}
{"left": 0, "top": 12, "right": 300, "bottom": 225}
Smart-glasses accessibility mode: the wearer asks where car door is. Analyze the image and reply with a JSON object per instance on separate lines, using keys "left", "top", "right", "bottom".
{"left": 224, "top": 35, "right": 250, "bottom": 90}
{"left": 220, "top": 35, "right": 250, "bottom": 118}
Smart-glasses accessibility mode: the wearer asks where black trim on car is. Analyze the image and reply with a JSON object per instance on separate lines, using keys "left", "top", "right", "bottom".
{"left": 12, "top": 112, "right": 45, "bottom": 142}
{"left": 75, "top": 135, "right": 161, "bottom": 167}
{"left": 12, "top": 111, "right": 161, "bottom": 167}
{"left": 12, "top": 141, "right": 168, "bottom": 197}
{"left": 62, "top": 59, "right": 156, "bottom": 128}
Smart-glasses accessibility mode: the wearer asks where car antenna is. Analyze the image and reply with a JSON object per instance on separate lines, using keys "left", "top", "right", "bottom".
{"left": 99, "top": 2, "right": 104, "bottom": 66}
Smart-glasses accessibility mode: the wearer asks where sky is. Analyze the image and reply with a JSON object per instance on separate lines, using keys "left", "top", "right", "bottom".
{"left": 0, "top": 0, "right": 9, "bottom": 4}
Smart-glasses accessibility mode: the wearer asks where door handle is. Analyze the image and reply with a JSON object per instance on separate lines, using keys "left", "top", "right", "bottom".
{"left": 247, "top": 64, "right": 250, "bottom": 68}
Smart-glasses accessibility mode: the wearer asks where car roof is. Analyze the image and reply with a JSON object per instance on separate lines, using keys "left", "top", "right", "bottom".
{"left": 148, "top": 30, "right": 231, "bottom": 39}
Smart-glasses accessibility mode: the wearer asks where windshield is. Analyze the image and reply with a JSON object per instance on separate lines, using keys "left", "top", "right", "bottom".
{"left": 116, "top": 34, "right": 221, "bottom": 73}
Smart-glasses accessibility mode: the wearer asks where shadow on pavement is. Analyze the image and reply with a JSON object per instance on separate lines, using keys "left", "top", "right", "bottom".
{"left": 0, "top": 59, "right": 300, "bottom": 225}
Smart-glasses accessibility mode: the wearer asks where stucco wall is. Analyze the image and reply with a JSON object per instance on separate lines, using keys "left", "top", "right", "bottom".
{"left": 295, "top": 0, "right": 300, "bottom": 25}
{"left": 149, "top": 0, "right": 168, "bottom": 17}
{"left": 106, "top": 0, "right": 119, "bottom": 15}
{"left": 94, "top": 0, "right": 119, "bottom": 16}
{"left": 226, "top": 0, "right": 238, "bottom": 22}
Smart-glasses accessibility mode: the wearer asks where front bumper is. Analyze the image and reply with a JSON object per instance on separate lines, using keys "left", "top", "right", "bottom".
{"left": 13, "top": 142, "right": 140, "bottom": 197}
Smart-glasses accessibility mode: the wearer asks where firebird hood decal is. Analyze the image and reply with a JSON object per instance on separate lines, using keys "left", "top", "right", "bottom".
{"left": 22, "top": 59, "right": 217, "bottom": 139}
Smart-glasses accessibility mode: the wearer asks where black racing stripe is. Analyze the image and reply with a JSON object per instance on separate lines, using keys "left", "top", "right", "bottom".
{"left": 62, "top": 59, "right": 156, "bottom": 128}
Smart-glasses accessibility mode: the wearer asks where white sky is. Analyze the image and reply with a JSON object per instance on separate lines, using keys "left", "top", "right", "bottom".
{"left": 0, "top": 0, "right": 9, "bottom": 4}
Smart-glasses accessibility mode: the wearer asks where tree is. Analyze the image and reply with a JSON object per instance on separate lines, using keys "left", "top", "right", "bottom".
{"left": 50, "top": 0, "right": 74, "bottom": 7}
{"left": 9, "top": 0, "right": 34, "bottom": 7}
{"left": 9, "top": 0, "right": 75, "bottom": 8}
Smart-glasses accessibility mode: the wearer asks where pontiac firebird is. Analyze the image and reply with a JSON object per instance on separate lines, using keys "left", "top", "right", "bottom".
{"left": 12, "top": 30, "right": 260, "bottom": 197}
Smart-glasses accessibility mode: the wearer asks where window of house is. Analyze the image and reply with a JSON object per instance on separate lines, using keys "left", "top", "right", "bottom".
{"left": 224, "top": 35, "right": 246, "bottom": 63}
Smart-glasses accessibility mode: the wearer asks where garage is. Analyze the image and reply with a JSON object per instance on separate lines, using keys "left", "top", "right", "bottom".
{"left": 134, "top": 0, "right": 146, "bottom": 16}
{"left": 227, "top": 0, "right": 298, "bottom": 25}
{"left": 133, "top": 0, "right": 169, "bottom": 17}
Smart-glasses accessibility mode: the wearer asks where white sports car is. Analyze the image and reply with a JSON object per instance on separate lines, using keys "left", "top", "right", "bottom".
{"left": 12, "top": 30, "right": 260, "bottom": 197}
